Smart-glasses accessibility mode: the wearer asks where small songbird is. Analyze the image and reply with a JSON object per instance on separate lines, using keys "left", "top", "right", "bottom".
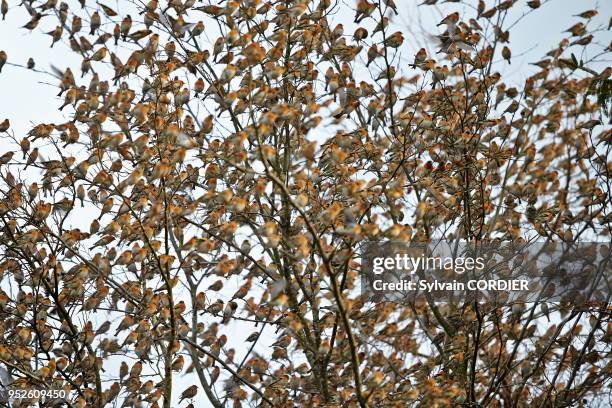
{"left": 564, "top": 22, "right": 586, "bottom": 37}
{"left": 438, "top": 12, "right": 460, "bottom": 28}
{"left": 27, "top": 57, "right": 35, "bottom": 69}
{"left": 121, "top": 15, "right": 132, "bottom": 40}
{"left": 179, "top": 385, "right": 198, "bottom": 403}
{"left": 1, "top": 0, "right": 7, "bottom": 20}
{"left": 366, "top": 44, "right": 379, "bottom": 67}
{"left": 353, "top": 27, "right": 368, "bottom": 42}
{"left": 98, "top": 2, "right": 118, "bottom": 17}
{"left": 0, "top": 118, "right": 9, "bottom": 132}
{"left": 90, "top": 11, "right": 101, "bottom": 34}
{"left": 574, "top": 9, "right": 597, "bottom": 19}
{"left": 171, "top": 355, "right": 184, "bottom": 372}
{"left": 526, "top": 0, "right": 540, "bottom": 8}
{"left": 383, "top": 0, "right": 398, "bottom": 15}
{"left": 413, "top": 48, "right": 427, "bottom": 68}
{"left": 0, "top": 50, "right": 6, "bottom": 73}
{"left": 354, "top": 0, "right": 376, "bottom": 23}
{"left": 22, "top": 13, "right": 43, "bottom": 30}
{"left": 502, "top": 46, "right": 511, "bottom": 64}
{"left": 90, "top": 47, "right": 107, "bottom": 61}
{"left": 384, "top": 32, "right": 404, "bottom": 48}
{"left": 0, "top": 150, "right": 13, "bottom": 164}
{"left": 221, "top": 301, "right": 238, "bottom": 324}
{"left": 48, "top": 25, "right": 63, "bottom": 47}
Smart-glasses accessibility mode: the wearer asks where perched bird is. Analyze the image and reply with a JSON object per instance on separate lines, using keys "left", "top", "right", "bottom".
{"left": 0, "top": 151, "right": 13, "bottom": 164}
{"left": 0, "top": 50, "right": 6, "bottom": 73}
{"left": 574, "top": 9, "right": 597, "bottom": 19}
{"left": 27, "top": 57, "right": 35, "bottom": 69}
{"left": 24, "top": 147, "right": 39, "bottom": 168}
{"left": 437, "top": 12, "right": 459, "bottom": 29}
{"left": 384, "top": 32, "right": 404, "bottom": 48}
{"left": 354, "top": 0, "right": 376, "bottom": 24}
{"left": 353, "top": 27, "right": 368, "bottom": 42}
{"left": 366, "top": 44, "right": 379, "bottom": 67}
{"left": 0, "top": 118, "right": 9, "bottom": 132}
{"left": 1, "top": 0, "right": 7, "bottom": 20}
{"left": 413, "top": 48, "right": 427, "bottom": 68}
{"left": 564, "top": 22, "right": 586, "bottom": 37}
{"left": 502, "top": 46, "right": 511, "bottom": 64}
{"left": 90, "top": 11, "right": 101, "bottom": 34}
{"left": 98, "top": 2, "right": 117, "bottom": 17}
{"left": 121, "top": 15, "right": 132, "bottom": 40}
{"left": 383, "top": 0, "right": 398, "bottom": 15}
{"left": 179, "top": 385, "right": 197, "bottom": 403}
{"left": 526, "top": 0, "right": 540, "bottom": 8}
{"left": 22, "top": 13, "right": 43, "bottom": 30}
{"left": 171, "top": 355, "right": 184, "bottom": 372}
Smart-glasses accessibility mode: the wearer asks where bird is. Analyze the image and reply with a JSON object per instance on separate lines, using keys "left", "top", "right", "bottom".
{"left": 574, "top": 9, "right": 597, "bottom": 19}
{"left": 564, "top": 22, "right": 586, "bottom": 37}
{"left": 383, "top": 0, "right": 398, "bottom": 15}
{"left": 0, "top": 50, "right": 6, "bottom": 73}
{"left": 95, "top": 321, "right": 111, "bottom": 335}
{"left": 502, "top": 46, "right": 511, "bottom": 64}
{"left": 48, "top": 25, "right": 63, "bottom": 47}
{"left": 384, "top": 32, "right": 404, "bottom": 48}
{"left": 98, "top": 2, "right": 117, "bottom": 17}
{"left": 526, "top": 0, "right": 540, "bottom": 8}
{"left": 179, "top": 385, "right": 197, "bottom": 403}
{"left": 90, "top": 11, "right": 101, "bottom": 34}
{"left": 354, "top": 0, "right": 376, "bottom": 24}
{"left": 121, "top": 15, "right": 132, "bottom": 40}
{"left": 0, "top": 118, "right": 9, "bottom": 132}
{"left": 22, "top": 13, "right": 43, "bottom": 30}
{"left": 366, "top": 44, "right": 379, "bottom": 67}
{"left": 1, "top": 0, "right": 7, "bottom": 20}
{"left": 413, "top": 48, "right": 427, "bottom": 68}
{"left": 437, "top": 12, "right": 459, "bottom": 29}
{"left": 0, "top": 151, "right": 13, "bottom": 165}
{"left": 171, "top": 355, "right": 184, "bottom": 372}
{"left": 27, "top": 57, "right": 35, "bottom": 69}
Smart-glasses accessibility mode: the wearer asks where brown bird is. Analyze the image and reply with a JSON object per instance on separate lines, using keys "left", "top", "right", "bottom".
{"left": 27, "top": 57, "right": 35, "bottom": 69}
{"left": 383, "top": 0, "right": 398, "bottom": 14}
{"left": 384, "top": 32, "right": 404, "bottom": 48}
{"left": 121, "top": 15, "right": 132, "bottom": 40}
{"left": 574, "top": 9, "right": 597, "bottom": 19}
{"left": 70, "top": 16, "right": 82, "bottom": 37}
{"left": 48, "top": 25, "right": 63, "bottom": 47}
{"left": 171, "top": 355, "right": 184, "bottom": 372}
{"left": 22, "top": 13, "right": 43, "bottom": 30}
{"left": 366, "top": 44, "right": 379, "bottom": 67}
{"left": 98, "top": 2, "right": 117, "bottom": 16}
{"left": 570, "top": 35, "right": 593, "bottom": 46}
{"left": 564, "top": 22, "right": 586, "bottom": 37}
{"left": 502, "top": 46, "right": 511, "bottom": 64}
{"left": 90, "top": 11, "right": 101, "bottom": 34}
{"left": 179, "top": 385, "right": 197, "bottom": 403}
{"left": 0, "top": 50, "right": 6, "bottom": 73}
{"left": 526, "top": 0, "right": 540, "bottom": 8}
{"left": 354, "top": 0, "right": 376, "bottom": 23}
{"left": 0, "top": 118, "right": 9, "bottom": 132}
{"left": 0, "top": 151, "right": 13, "bottom": 165}
{"left": 1, "top": 0, "right": 7, "bottom": 20}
